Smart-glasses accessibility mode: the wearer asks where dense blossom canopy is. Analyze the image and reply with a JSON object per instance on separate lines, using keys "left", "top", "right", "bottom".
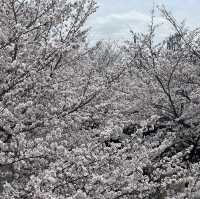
{"left": 0, "top": 1, "right": 200, "bottom": 199}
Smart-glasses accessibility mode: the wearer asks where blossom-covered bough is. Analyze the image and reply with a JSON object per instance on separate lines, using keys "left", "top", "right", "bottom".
{"left": 122, "top": 6, "right": 200, "bottom": 198}
{"left": 1, "top": 1, "right": 200, "bottom": 198}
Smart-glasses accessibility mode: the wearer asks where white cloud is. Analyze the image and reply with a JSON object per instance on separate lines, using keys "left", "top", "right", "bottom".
{"left": 87, "top": 0, "right": 200, "bottom": 44}
{"left": 88, "top": 9, "right": 168, "bottom": 43}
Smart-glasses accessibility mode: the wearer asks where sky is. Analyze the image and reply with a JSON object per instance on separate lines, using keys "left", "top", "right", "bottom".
{"left": 87, "top": 0, "right": 200, "bottom": 44}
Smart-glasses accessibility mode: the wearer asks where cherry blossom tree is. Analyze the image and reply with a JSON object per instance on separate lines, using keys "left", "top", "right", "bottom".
{"left": 1, "top": 1, "right": 200, "bottom": 198}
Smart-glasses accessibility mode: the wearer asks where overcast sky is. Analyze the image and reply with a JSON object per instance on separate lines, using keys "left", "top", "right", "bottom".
{"left": 87, "top": 0, "right": 200, "bottom": 44}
